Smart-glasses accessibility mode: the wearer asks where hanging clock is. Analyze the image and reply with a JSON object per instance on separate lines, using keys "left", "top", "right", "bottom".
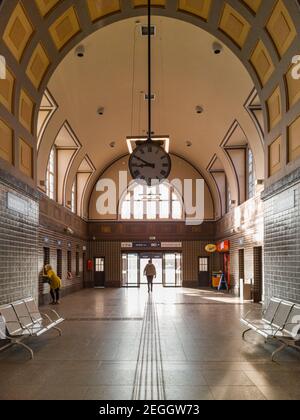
{"left": 129, "top": 142, "right": 172, "bottom": 185}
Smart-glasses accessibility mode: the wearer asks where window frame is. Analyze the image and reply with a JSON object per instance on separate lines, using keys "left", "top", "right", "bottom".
{"left": 46, "top": 146, "right": 56, "bottom": 201}
{"left": 120, "top": 183, "right": 184, "bottom": 222}
{"left": 247, "top": 147, "right": 255, "bottom": 200}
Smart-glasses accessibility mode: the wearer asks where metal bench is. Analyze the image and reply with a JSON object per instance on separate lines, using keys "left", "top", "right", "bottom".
{"left": 0, "top": 297, "right": 64, "bottom": 359}
{"left": 241, "top": 298, "right": 300, "bottom": 361}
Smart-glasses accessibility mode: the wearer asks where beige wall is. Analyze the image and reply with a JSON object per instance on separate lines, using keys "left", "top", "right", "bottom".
{"left": 89, "top": 154, "right": 215, "bottom": 221}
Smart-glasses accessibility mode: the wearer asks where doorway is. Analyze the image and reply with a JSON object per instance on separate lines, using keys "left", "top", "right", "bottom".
{"left": 198, "top": 257, "right": 210, "bottom": 287}
{"left": 253, "top": 247, "right": 263, "bottom": 303}
{"left": 122, "top": 252, "right": 182, "bottom": 288}
{"left": 140, "top": 254, "right": 163, "bottom": 285}
{"left": 94, "top": 257, "right": 105, "bottom": 288}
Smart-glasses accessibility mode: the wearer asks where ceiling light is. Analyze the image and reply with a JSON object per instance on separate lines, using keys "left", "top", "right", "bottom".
{"left": 212, "top": 41, "right": 223, "bottom": 55}
{"left": 75, "top": 45, "right": 85, "bottom": 58}
{"left": 126, "top": 136, "right": 170, "bottom": 154}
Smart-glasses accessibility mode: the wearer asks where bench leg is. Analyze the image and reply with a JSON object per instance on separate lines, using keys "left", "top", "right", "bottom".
{"left": 242, "top": 328, "right": 252, "bottom": 341}
{"left": 53, "top": 326, "right": 62, "bottom": 336}
{"left": 0, "top": 341, "right": 13, "bottom": 353}
{"left": 271, "top": 343, "right": 287, "bottom": 362}
{"left": 13, "top": 340, "right": 34, "bottom": 360}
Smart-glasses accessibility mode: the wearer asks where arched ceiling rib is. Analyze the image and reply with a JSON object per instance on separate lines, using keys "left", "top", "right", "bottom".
{"left": 38, "top": 16, "right": 262, "bottom": 218}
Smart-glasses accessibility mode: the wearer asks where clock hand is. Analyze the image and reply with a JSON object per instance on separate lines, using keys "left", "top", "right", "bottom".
{"left": 133, "top": 157, "right": 155, "bottom": 168}
{"left": 134, "top": 156, "right": 155, "bottom": 167}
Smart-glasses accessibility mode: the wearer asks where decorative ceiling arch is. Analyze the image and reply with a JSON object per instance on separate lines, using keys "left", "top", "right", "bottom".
{"left": 0, "top": 0, "right": 300, "bottom": 202}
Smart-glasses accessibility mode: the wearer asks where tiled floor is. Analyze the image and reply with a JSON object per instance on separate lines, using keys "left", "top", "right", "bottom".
{"left": 0, "top": 287, "right": 300, "bottom": 400}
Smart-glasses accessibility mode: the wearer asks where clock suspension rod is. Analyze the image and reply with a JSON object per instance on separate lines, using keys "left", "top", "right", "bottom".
{"left": 147, "top": 0, "right": 152, "bottom": 143}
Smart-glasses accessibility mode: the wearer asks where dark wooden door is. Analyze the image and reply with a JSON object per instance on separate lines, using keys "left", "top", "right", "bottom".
{"left": 198, "top": 257, "right": 210, "bottom": 287}
{"left": 253, "top": 247, "right": 263, "bottom": 303}
{"left": 94, "top": 257, "right": 105, "bottom": 288}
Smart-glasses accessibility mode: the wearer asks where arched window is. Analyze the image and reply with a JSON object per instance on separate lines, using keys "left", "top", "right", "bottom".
{"left": 120, "top": 182, "right": 183, "bottom": 221}
{"left": 71, "top": 179, "right": 77, "bottom": 214}
{"left": 247, "top": 148, "right": 256, "bottom": 199}
{"left": 46, "top": 147, "right": 56, "bottom": 200}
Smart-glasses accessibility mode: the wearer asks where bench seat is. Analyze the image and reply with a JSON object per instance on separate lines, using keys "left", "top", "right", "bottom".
{"left": 0, "top": 297, "right": 64, "bottom": 359}
{"left": 241, "top": 298, "right": 300, "bottom": 361}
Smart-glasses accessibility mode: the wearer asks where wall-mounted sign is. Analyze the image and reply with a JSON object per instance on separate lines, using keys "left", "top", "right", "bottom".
{"left": 205, "top": 244, "right": 217, "bottom": 253}
{"left": 274, "top": 189, "right": 295, "bottom": 214}
{"left": 217, "top": 240, "right": 230, "bottom": 253}
{"left": 121, "top": 243, "right": 133, "bottom": 249}
{"left": 7, "top": 192, "right": 28, "bottom": 215}
{"left": 161, "top": 242, "right": 182, "bottom": 248}
{"left": 133, "top": 242, "right": 161, "bottom": 249}
{"left": 121, "top": 242, "right": 182, "bottom": 249}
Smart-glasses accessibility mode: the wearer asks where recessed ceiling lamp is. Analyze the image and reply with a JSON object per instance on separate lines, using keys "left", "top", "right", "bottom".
{"left": 212, "top": 41, "right": 223, "bottom": 55}
{"left": 196, "top": 105, "right": 204, "bottom": 114}
{"left": 75, "top": 45, "right": 85, "bottom": 58}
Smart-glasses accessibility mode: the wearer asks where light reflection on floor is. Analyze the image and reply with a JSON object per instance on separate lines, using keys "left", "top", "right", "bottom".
{"left": 0, "top": 287, "right": 300, "bottom": 400}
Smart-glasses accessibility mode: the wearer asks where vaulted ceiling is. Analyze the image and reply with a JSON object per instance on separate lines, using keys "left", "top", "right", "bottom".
{"left": 37, "top": 16, "right": 264, "bottom": 218}
{"left": 1, "top": 0, "right": 300, "bottom": 220}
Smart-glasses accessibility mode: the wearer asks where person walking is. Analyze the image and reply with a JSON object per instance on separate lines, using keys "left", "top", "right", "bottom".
{"left": 44, "top": 265, "right": 62, "bottom": 305}
{"left": 144, "top": 259, "right": 156, "bottom": 293}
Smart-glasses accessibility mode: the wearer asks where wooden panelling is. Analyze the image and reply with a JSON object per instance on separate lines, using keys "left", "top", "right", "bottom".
{"left": 250, "top": 40, "right": 275, "bottom": 86}
{"left": 267, "top": 86, "right": 282, "bottom": 131}
{"left": 89, "top": 221, "right": 215, "bottom": 241}
{"left": 86, "top": 0, "right": 121, "bottom": 22}
{"left": 182, "top": 241, "right": 221, "bottom": 288}
{"left": 269, "top": 136, "right": 282, "bottom": 176}
{"left": 19, "top": 138, "right": 33, "bottom": 178}
{"left": 88, "top": 241, "right": 121, "bottom": 287}
{"left": 2, "top": 2, "right": 33, "bottom": 62}
{"left": 49, "top": 6, "right": 80, "bottom": 50}
{"left": 266, "top": 0, "right": 296, "bottom": 57}
{"left": 0, "top": 67, "right": 14, "bottom": 112}
{"left": 19, "top": 89, "right": 34, "bottom": 133}
{"left": 219, "top": 3, "right": 251, "bottom": 48}
{"left": 26, "top": 43, "right": 50, "bottom": 89}
{"left": 0, "top": 119, "right": 13, "bottom": 164}
{"left": 178, "top": 0, "right": 212, "bottom": 21}
{"left": 288, "top": 115, "right": 300, "bottom": 162}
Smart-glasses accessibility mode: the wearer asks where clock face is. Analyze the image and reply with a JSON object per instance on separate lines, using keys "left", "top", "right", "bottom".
{"left": 129, "top": 142, "right": 172, "bottom": 185}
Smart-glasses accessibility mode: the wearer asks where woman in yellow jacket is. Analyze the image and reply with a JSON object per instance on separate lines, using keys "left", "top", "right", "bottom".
{"left": 44, "top": 265, "right": 62, "bottom": 305}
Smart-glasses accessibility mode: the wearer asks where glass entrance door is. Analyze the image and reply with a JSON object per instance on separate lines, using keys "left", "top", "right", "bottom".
{"left": 122, "top": 253, "right": 140, "bottom": 287}
{"left": 163, "top": 253, "right": 182, "bottom": 287}
{"left": 122, "top": 252, "right": 183, "bottom": 288}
